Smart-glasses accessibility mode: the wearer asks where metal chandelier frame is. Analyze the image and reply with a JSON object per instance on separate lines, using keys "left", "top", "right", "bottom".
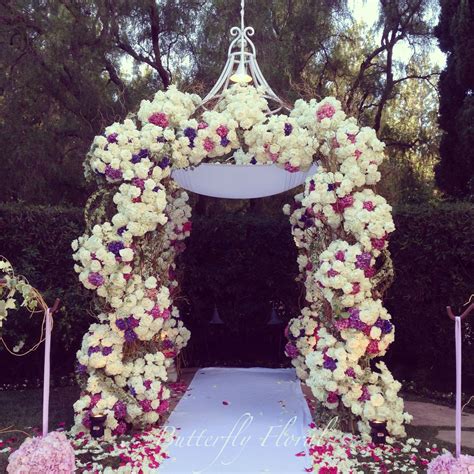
{"left": 200, "top": 0, "right": 290, "bottom": 114}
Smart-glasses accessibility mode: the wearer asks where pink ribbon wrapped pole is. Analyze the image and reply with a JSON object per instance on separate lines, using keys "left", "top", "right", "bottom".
{"left": 454, "top": 316, "right": 461, "bottom": 458}
{"left": 447, "top": 303, "right": 474, "bottom": 459}
{"left": 42, "top": 308, "right": 52, "bottom": 437}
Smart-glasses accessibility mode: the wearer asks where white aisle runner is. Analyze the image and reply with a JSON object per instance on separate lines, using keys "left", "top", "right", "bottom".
{"left": 160, "top": 367, "right": 312, "bottom": 473}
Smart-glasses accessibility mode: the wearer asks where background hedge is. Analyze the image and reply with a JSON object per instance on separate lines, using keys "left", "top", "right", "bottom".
{"left": 0, "top": 202, "right": 472, "bottom": 391}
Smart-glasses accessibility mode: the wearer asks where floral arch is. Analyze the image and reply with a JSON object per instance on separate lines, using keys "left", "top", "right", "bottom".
{"left": 71, "top": 82, "right": 410, "bottom": 441}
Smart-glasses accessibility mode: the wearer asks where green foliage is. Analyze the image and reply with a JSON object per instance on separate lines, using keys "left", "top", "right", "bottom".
{"left": 435, "top": 0, "right": 474, "bottom": 198}
{"left": 385, "top": 201, "right": 474, "bottom": 389}
{"left": 1, "top": 202, "right": 472, "bottom": 390}
{"left": 0, "top": 204, "right": 93, "bottom": 381}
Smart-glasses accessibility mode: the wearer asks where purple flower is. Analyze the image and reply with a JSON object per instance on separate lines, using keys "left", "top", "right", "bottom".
{"left": 327, "top": 183, "right": 337, "bottom": 191}
{"left": 220, "top": 137, "right": 230, "bottom": 147}
{"left": 87, "top": 346, "right": 101, "bottom": 356}
{"left": 117, "top": 226, "right": 127, "bottom": 236}
{"left": 348, "top": 309, "right": 366, "bottom": 331}
{"left": 107, "top": 241, "right": 125, "bottom": 256}
{"left": 127, "top": 316, "right": 140, "bottom": 328}
{"left": 116, "top": 319, "right": 127, "bottom": 331}
{"left": 130, "top": 148, "right": 149, "bottom": 164}
{"left": 285, "top": 342, "right": 299, "bottom": 359}
{"left": 375, "top": 319, "right": 393, "bottom": 334}
{"left": 162, "top": 339, "right": 174, "bottom": 350}
{"left": 358, "top": 385, "right": 371, "bottom": 401}
{"left": 129, "top": 386, "right": 137, "bottom": 397}
{"left": 158, "top": 156, "right": 171, "bottom": 169}
{"left": 184, "top": 127, "right": 197, "bottom": 140}
{"left": 124, "top": 329, "right": 137, "bottom": 343}
{"left": 105, "top": 165, "right": 123, "bottom": 181}
{"left": 250, "top": 157, "right": 257, "bottom": 165}
{"left": 107, "top": 133, "right": 118, "bottom": 143}
{"left": 355, "top": 252, "right": 372, "bottom": 270}
{"left": 75, "top": 363, "right": 87, "bottom": 375}
{"left": 87, "top": 272, "right": 104, "bottom": 287}
{"left": 102, "top": 346, "right": 113, "bottom": 356}
{"left": 284, "top": 122, "right": 293, "bottom": 136}
{"left": 113, "top": 401, "right": 128, "bottom": 419}
{"left": 323, "top": 357, "right": 337, "bottom": 371}
{"left": 113, "top": 421, "right": 128, "bottom": 436}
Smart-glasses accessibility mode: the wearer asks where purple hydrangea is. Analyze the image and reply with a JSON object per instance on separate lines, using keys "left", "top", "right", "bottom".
{"left": 75, "top": 363, "right": 87, "bottom": 375}
{"left": 184, "top": 127, "right": 197, "bottom": 140}
{"left": 131, "top": 148, "right": 149, "bottom": 164}
{"left": 105, "top": 165, "right": 123, "bottom": 181}
{"left": 285, "top": 342, "right": 299, "bottom": 359}
{"left": 113, "top": 401, "right": 128, "bottom": 419}
{"left": 115, "top": 319, "right": 127, "bottom": 331}
{"left": 158, "top": 156, "right": 171, "bottom": 169}
{"left": 124, "top": 329, "right": 137, "bottom": 343}
{"left": 355, "top": 252, "right": 372, "bottom": 270}
{"left": 102, "top": 346, "right": 113, "bottom": 356}
{"left": 284, "top": 122, "right": 293, "bottom": 136}
{"left": 220, "top": 137, "right": 230, "bottom": 147}
{"left": 107, "top": 241, "right": 125, "bottom": 256}
{"left": 323, "top": 356, "right": 337, "bottom": 371}
{"left": 117, "top": 226, "right": 127, "bottom": 236}
{"left": 358, "top": 385, "right": 371, "bottom": 401}
{"left": 250, "top": 157, "right": 257, "bottom": 165}
{"left": 107, "top": 133, "right": 118, "bottom": 143}
{"left": 375, "top": 318, "right": 393, "bottom": 334}
{"left": 127, "top": 316, "right": 140, "bottom": 328}
{"left": 87, "top": 272, "right": 104, "bottom": 287}
{"left": 87, "top": 346, "right": 101, "bottom": 356}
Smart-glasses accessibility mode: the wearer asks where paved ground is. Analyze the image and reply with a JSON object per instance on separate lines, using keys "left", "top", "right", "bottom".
{"left": 405, "top": 400, "right": 474, "bottom": 449}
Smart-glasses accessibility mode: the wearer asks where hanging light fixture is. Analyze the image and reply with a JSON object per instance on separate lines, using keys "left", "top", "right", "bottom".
{"left": 229, "top": 1, "right": 252, "bottom": 84}
{"left": 200, "top": 0, "right": 287, "bottom": 113}
{"left": 171, "top": 0, "right": 318, "bottom": 199}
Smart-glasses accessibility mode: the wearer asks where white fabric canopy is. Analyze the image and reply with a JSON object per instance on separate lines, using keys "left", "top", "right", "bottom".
{"left": 160, "top": 367, "right": 312, "bottom": 473}
{"left": 171, "top": 164, "right": 318, "bottom": 199}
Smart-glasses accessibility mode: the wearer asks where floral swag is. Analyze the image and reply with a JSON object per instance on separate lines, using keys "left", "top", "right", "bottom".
{"left": 72, "top": 84, "right": 409, "bottom": 440}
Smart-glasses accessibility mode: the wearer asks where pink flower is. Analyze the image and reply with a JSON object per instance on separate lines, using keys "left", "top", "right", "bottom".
{"left": 347, "top": 133, "right": 357, "bottom": 144}
{"left": 367, "top": 340, "right": 379, "bottom": 355}
{"left": 284, "top": 163, "right": 299, "bottom": 173}
{"left": 157, "top": 400, "right": 170, "bottom": 414}
{"left": 216, "top": 125, "right": 229, "bottom": 137}
{"left": 203, "top": 137, "right": 215, "bottom": 152}
{"left": 316, "top": 103, "right": 336, "bottom": 122}
{"left": 148, "top": 112, "right": 169, "bottom": 128}
{"left": 327, "top": 392, "right": 339, "bottom": 404}
{"left": 198, "top": 121, "right": 208, "bottom": 129}
{"left": 427, "top": 452, "right": 474, "bottom": 473}
{"left": 327, "top": 268, "right": 339, "bottom": 278}
{"left": 363, "top": 201, "right": 375, "bottom": 211}
{"left": 7, "top": 432, "right": 75, "bottom": 474}
{"left": 354, "top": 149, "right": 362, "bottom": 159}
{"left": 335, "top": 251, "right": 345, "bottom": 262}
{"left": 332, "top": 195, "right": 354, "bottom": 213}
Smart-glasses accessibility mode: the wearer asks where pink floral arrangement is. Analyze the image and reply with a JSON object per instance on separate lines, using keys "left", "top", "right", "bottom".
{"left": 427, "top": 452, "right": 474, "bottom": 473}
{"left": 7, "top": 431, "right": 75, "bottom": 473}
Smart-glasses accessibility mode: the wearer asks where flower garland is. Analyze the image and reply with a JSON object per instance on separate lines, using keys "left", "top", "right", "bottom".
{"left": 75, "top": 83, "right": 406, "bottom": 440}
{"left": 284, "top": 97, "right": 409, "bottom": 439}
{"left": 0, "top": 257, "right": 38, "bottom": 331}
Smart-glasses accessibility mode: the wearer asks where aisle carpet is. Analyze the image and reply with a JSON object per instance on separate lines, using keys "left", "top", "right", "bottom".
{"left": 160, "top": 367, "right": 312, "bottom": 473}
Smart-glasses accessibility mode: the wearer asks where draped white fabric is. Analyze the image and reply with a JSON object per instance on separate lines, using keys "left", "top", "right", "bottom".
{"left": 171, "top": 164, "right": 318, "bottom": 199}
{"left": 160, "top": 367, "right": 312, "bottom": 473}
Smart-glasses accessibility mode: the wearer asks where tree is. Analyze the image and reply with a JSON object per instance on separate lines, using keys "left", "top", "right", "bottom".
{"left": 435, "top": 0, "right": 474, "bottom": 198}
